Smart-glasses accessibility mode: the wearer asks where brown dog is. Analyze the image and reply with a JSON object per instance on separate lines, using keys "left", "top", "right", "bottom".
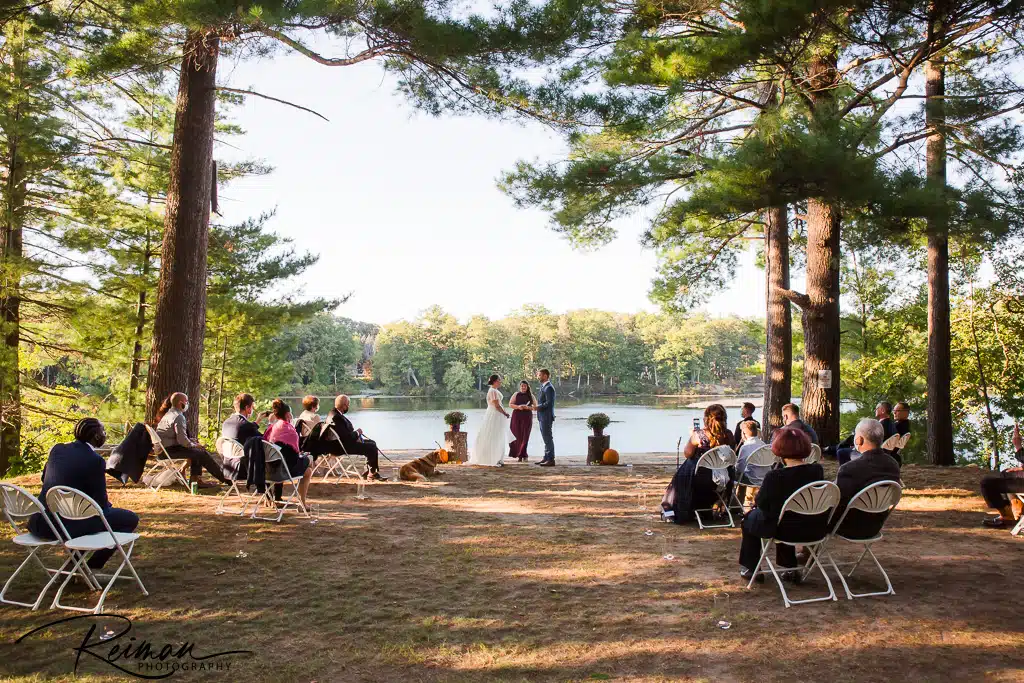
{"left": 400, "top": 450, "right": 443, "bottom": 482}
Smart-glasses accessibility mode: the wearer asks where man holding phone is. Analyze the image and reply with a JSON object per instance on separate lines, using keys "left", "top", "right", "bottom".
{"left": 980, "top": 422, "right": 1024, "bottom": 529}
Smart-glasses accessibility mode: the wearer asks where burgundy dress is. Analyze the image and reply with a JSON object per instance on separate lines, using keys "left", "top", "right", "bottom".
{"left": 508, "top": 392, "right": 534, "bottom": 460}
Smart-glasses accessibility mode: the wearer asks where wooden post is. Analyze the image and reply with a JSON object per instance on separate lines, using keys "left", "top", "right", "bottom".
{"left": 444, "top": 430, "right": 468, "bottom": 463}
{"left": 588, "top": 435, "right": 610, "bottom": 465}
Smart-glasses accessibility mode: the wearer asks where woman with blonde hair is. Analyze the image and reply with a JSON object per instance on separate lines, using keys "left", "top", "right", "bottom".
{"left": 660, "top": 404, "right": 736, "bottom": 524}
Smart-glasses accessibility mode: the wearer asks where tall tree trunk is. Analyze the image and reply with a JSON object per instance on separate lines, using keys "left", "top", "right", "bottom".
{"left": 129, "top": 288, "right": 147, "bottom": 396}
{"left": 145, "top": 31, "right": 219, "bottom": 435}
{"left": 925, "top": 7, "right": 954, "bottom": 466}
{"left": 762, "top": 205, "right": 791, "bottom": 441}
{"left": 0, "top": 23, "right": 28, "bottom": 474}
{"left": 800, "top": 53, "right": 842, "bottom": 445}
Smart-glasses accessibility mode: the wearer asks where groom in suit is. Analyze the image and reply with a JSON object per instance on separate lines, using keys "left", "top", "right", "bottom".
{"left": 534, "top": 368, "right": 556, "bottom": 466}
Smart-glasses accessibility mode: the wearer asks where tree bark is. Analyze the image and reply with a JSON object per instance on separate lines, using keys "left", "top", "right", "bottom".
{"left": 800, "top": 52, "right": 843, "bottom": 445}
{"left": 925, "top": 7, "right": 955, "bottom": 466}
{"left": 762, "top": 205, "right": 791, "bottom": 441}
{"left": 0, "top": 22, "right": 28, "bottom": 474}
{"left": 145, "top": 31, "right": 219, "bottom": 435}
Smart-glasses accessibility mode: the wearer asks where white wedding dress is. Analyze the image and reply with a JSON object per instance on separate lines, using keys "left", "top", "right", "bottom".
{"left": 470, "top": 387, "right": 514, "bottom": 466}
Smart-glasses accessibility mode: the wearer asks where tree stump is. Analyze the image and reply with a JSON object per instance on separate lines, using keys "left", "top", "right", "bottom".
{"left": 588, "top": 435, "right": 610, "bottom": 465}
{"left": 445, "top": 430, "right": 468, "bottom": 463}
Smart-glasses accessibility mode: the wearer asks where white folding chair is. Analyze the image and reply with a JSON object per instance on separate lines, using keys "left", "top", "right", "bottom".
{"left": 1012, "top": 494, "right": 1024, "bottom": 537}
{"left": 250, "top": 442, "right": 309, "bottom": 522}
{"left": 45, "top": 486, "right": 148, "bottom": 614}
{"left": 821, "top": 480, "right": 902, "bottom": 599}
{"left": 746, "top": 480, "right": 841, "bottom": 608}
{"left": 732, "top": 445, "right": 775, "bottom": 512}
{"left": 880, "top": 434, "right": 901, "bottom": 451}
{"left": 314, "top": 424, "right": 365, "bottom": 482}
{"left": 0, "top": 483, "right": 99, "bottom": 609}
{"left": 215, "top": 438, "right": 251, "bottom": 515}
{"left": 806, "top": 443, "right": 822, "bottom": 464}
{"left": 142, "top": 423, "right": 190, "bottom": 492}
{"left": 694, "top": 445, "right": 737, "bottom": 529}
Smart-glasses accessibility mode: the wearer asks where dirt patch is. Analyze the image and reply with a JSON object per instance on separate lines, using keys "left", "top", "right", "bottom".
{"left": 0, "top": 461, "right": 1022, "bottom": 682}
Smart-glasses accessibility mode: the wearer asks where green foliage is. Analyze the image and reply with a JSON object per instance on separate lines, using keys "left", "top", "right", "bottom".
{"left": 586, "top": 413, "right": 611, "bottom": 431}
{"left": 443, "top": 362, "right": 475, "bottom": 396}
{"left": 444, "top": 411, "right": 468, "bottom": 427}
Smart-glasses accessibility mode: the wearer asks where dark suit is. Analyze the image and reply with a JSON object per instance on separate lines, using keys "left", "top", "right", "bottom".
{"left": 29, "top": 441, "right": 139, "bottom": 569}
{"left": 221, "top": 413, "right": 262, "bottom": 445}
{"left": 980, "top": 448, "right": 1024, "bottom": 512}
{"left": 536, "top": 381, "right": 556, "bottom": 462}
{"left": 837, "top": 417, "right": 899, "bottom": 464}
{"left": 833, "top": 448, "right": 902, "bottom": 538}
{"left": 739, "top": 463, "right": 826, "bottom": 571}
{"left": 327, "top": 408, "right": 380, "bottom": 473}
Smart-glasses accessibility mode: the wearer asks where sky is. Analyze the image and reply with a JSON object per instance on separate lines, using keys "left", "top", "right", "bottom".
{"left": 215, "top": 44, "right": 768, "bottom": 326}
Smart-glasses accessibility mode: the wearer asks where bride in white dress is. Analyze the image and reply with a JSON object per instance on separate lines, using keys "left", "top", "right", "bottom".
{"left": 470, "top": 374, "right": 514, "bottom": 467}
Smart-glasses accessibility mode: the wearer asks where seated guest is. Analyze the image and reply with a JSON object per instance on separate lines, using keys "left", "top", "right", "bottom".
{"left": 735, "top": 421, "right": 769, "bottom": 507}
{"left": 775, "top": 403, "right": 819, "bottom": 445}
{"left": 836, "top": 402, "right": 897, "bottom": 465}
{"left": 981, "top": 422, "right": 1024, "bottom": 529}
{"left": 887, "top": 402, "right": 912, "bottom": 464}
{"left": 29, "top": 419, "right": 139, "bottom": 570}
{"left": 660, "top": 404, "right": 735, "bottom": 524}
{"left": 294, "top": 395, "right": 322, "bottom": 447}
{"left": 327, "top": 395, "right": 387, "bottom": 481}
{"left": 733, "top": 402, "right": 760, "bottom": 450}
{"left": 155, "top": 392, "right": 227, "bottom": 488}
{"left": 738, "top": 427, "right": 826, "bottom": 581}
{"left": 221, "top": 392, "right": 266, "bottom": 445}
{"left": 264, "top": 399, "right": 313, "bottom": 506}
{"left": 833, "top": 418, "right": 902, "bottom": 536}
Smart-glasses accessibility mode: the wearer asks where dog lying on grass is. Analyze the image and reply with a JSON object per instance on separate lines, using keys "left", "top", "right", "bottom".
{"left": 399, "top": 450, "right": 444, "bottom": 482}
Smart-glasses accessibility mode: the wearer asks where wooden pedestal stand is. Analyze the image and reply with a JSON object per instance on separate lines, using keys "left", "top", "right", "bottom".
{"left": 587, "top": 434, "right": 610, "bottom": 465}
{"left": 445, "top": 430, "right": 468, "bottom": 463}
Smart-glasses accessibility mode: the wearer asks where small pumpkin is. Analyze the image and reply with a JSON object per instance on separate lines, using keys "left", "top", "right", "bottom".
{"left": 602, "top": 448, "right": 620, "bottom": 466}
{"left": 438, "top": 448, "right": 450, "bottom": 464}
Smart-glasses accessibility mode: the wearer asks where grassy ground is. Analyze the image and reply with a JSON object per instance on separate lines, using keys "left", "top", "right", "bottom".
{"left": 0, "top": 458, "right": 1022, "bottom": 682}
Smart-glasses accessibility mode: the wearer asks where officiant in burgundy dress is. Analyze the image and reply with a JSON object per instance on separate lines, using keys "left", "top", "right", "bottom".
{"left": 508, "top": 381, "right": 537, "bottom": 461}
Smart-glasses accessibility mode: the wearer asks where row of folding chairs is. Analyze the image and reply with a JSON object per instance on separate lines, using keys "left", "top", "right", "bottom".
{"left": 0, "top": 483, "right": 147, "bottom": 614}
{"left": 745, "top": 479, "right": 903, "bottom": 608}
{"left": 213, "top": 438, "right": 309, "bottom": 522}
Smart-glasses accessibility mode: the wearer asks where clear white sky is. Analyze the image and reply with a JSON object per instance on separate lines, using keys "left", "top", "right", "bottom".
{"left": 216, "top": 44, "right": 767, "bottom": 325}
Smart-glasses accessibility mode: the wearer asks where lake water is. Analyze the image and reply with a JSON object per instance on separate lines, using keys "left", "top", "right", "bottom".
{"left": 326, "top": 395, "right": 766, "bottom": 455}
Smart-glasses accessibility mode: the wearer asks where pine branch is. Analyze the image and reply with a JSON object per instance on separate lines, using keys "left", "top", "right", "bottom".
{"left": 213, "top": 87, "right": 329, "bottom": 122}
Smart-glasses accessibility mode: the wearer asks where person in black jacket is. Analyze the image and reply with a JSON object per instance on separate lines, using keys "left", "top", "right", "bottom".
{"left": 732, "top": 402, "right": 760, "bottom": 451}
{"left": 739, "top": 427, "right": 826, "bottom": 580}
{"left": 327, "top": 395, "right": 386, "bottom": 480}
{"left": 29, "top": 419, "right": 139, "bottom": 570}
{"left": 836, "top": 402, "right": 897, "bottom": 465}
{"left": 981, "top": 422, "right": 1024, "bottom": 529}
{"left": 221, "top": 392, "right": 267, "bottom": 445}
{"left": 833, "top": 418, "right": 902, "bottom": 538}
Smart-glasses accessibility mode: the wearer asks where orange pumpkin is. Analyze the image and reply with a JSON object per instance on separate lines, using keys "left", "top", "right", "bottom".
{"left": 602, "top": 448, "right": 620, "bottom": 466}
{"left": 438, "top": 448, "right": 449, "bottom": 464}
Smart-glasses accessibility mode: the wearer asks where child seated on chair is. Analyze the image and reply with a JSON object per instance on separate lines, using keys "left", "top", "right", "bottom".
{"left": 738, "top": 427, "right": 824, "bottom": 582}
{"left": 29, "top": 418, "right": 140, "bottom": 570}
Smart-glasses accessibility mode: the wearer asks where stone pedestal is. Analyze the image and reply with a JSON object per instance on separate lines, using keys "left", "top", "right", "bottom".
{"left": 587, "top": 434, "right": 610, "bottom": 465}
{"left": 445, "top": 430, "right": 468, "bottom": 463}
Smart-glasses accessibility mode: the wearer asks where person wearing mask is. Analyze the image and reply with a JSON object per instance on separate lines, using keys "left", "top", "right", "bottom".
{"left": 155, "top": 392, "right": 227, "bottom": 488}
{"left": 836, "top": 402, "right": 897, "bottom": 465}
{"left": 981, "top": 422, "right": 1024, "bottom": 530}
{"left": 29, "top": 419, "right": 140, "bottom": 570}
{"left": 264, "top": 399, "right": 314, "bottom": 506}
{"left": 738, "top": 427, "right": 826, "bottom": 582}
{"left": 327, "top": 395, "right": 387, "bottom": 481}
{"left": 733, "top": 402, "right": 760, "bottom": 450}
{"left": 833, "top": 418, "right": 902, "bottom": 537}
{"left": 776, "top": 403, "right": 819, "bottom": 445}
{"left": 661, "top": 404, "right": 735, "bottom": 524}
{"left": 221, "top": 392, "right": 267, "bottom": 445}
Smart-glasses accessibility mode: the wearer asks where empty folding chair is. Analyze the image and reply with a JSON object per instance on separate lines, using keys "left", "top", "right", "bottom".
{"left": 0, "top": 483, "right": 98, "bottom": 609}
{"left": 45, "top": 486, "right": 148, "bottom": 614}
{"left": 215, "top": 438, "right": 251, "bottom": 515}
{"left": 746, "top": 481, "right": 841, "bottom": 608}
{"left": 142, "top": 423, "right": 190, "bottom": 492}
{"left": 694, "top": 445, "right": 737, "bottom": 530}
{"left": 250, "top": 442, "right": 309, "bottom": 523}
{"left": 823, "top": 480, "right": 902, "bottom": 599}
{"left": 731, "top": 445, "right": 775, "bottom": 512}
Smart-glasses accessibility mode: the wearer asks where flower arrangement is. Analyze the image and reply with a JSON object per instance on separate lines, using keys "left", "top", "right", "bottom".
{"left": 586, "top": 412, "right": 611, "bottom": 434}
{"left": 444, "top": 411, "right": 468, "bottom": 431}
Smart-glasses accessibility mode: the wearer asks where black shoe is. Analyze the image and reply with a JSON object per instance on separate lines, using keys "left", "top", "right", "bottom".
{"left": 781, "top": 570, "right": 803, "bottom": 585}
{"left": 983, "top": 516, "right": 1012, "bottom": 529}
{"left": 739, "top": 568, "right": 765, "bottom": 584}
{"left": 364, "top": 471, "right": 388, "bottom": 482}
{"left": 537, "top": 460, "right": 555, "bottom": 467}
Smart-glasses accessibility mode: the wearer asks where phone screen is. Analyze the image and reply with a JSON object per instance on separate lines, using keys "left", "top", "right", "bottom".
{"left": 692, "top": 418, "right": 701, "bottom": 431}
